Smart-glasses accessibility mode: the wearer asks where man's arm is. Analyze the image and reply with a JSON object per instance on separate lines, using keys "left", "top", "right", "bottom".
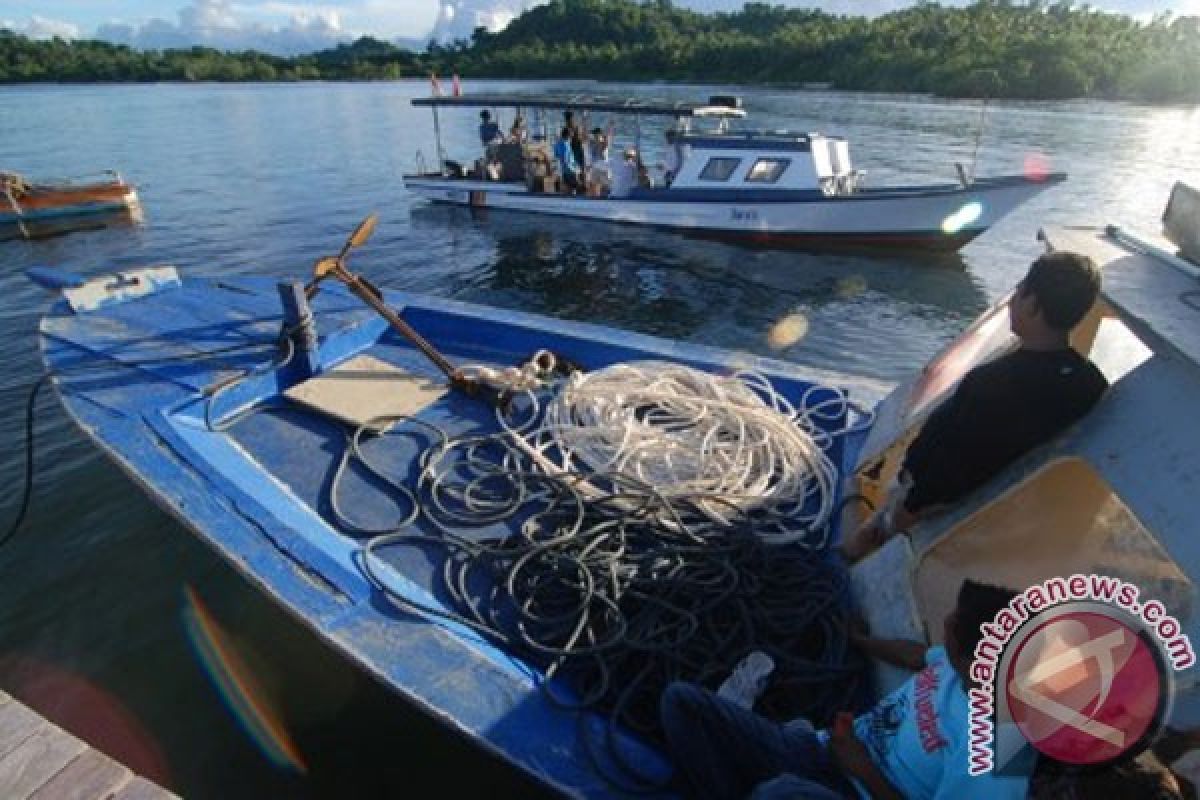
{"left": 849, "top": 629, "right": 927, "bottom": 672}
{"left": 829, "top": 713, "right": 905, "bottom": 800}
{"left": 903, "top": 368, "right": 989, "bottom": 512}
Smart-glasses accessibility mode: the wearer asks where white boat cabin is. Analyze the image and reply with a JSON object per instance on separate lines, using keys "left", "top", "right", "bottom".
{"left": 667, "top": 128, "right": 862, "bottom": 196}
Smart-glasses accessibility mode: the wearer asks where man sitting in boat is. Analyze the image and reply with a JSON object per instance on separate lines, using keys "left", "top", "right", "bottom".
{"left": 553, "top": 127, "right": 582, "bottom": 194}
{"left": 842, "top": 252, "right": 1108, "bottom": 562}
{"left": 660, "top": 579, "right": 1032, "bottom": 799}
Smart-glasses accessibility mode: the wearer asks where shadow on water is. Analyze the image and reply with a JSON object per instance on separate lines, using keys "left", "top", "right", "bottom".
{"left": 408, "top": 204, "right": 991, "bottom": 375}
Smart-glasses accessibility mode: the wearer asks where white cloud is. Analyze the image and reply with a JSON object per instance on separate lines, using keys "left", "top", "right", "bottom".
{"left": 93, "top": 0, "right": 353, "bottom": 55}
{"left": 15, "top": 0, "right": 1198, "bottom": 57}
{"left": 430, "top": 0, "right": 543, "bottom": 42}
{"left": 3, "top": 14, "right": 81, "bottom": 39}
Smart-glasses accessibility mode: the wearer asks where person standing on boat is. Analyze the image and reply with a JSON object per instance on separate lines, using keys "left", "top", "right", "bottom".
{"left": 587, "top": 124, "right": 614, "bottom": 196}
{"left": 509, "top": 114, "right": 528, "bottom": 143}
{"left": 554, "top": 127, "right": 582, "bottom": 194}
{"left": 662, "top": 128, "right": 685, "bottom": 187}
{"left": 842, "top": 251, "right": 1108, "bottom": 562}
{"left": 610, "top": 147, "right": 638, "bottom": 198}
{"left": 479, "top": 110, "right": 502, "bottom": 147}
{"left": 660, "top": 579, "right": 1033, "bottom": 799}
{"left": 564, "top": 110, "right": 589, "bottom": 191}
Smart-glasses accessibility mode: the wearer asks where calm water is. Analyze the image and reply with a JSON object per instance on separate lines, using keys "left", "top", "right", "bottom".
{"left": 0, "top": 81, "right": 1197, "bottom": 796}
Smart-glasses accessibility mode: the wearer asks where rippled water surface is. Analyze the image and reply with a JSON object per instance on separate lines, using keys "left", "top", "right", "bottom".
{"left": 0, "top": 80, "right": 1197, "bottom": 796}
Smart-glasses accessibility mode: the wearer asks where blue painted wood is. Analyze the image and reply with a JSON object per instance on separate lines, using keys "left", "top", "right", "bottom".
{"left": 39, "top": 274, "right": 884, "bottom": 797}
{"left": 26, "top": 266, "right": 87, "bottom": 290}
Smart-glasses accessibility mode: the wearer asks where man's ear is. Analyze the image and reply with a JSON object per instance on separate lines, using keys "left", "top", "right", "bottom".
{"left": 1028, "top": 294, "right": 1045, "bottom": 323}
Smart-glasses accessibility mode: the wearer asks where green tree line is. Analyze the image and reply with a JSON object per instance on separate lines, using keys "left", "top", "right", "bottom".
{"left": 0, "top": 33, "right": 421, "bottom": 82}
{"left": 3, "top": 0, "right": 1199, "bottom": 102}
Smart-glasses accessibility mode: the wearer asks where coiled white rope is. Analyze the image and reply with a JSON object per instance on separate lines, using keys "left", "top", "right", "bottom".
{"left": 491, "top": 359, "right": 842, "bottom": 545}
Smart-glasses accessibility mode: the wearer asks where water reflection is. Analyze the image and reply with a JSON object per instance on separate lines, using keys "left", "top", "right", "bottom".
{"left": 409, "top": 204, "right": 989, "bottom": 378}
{"left": 0, "top": 207, "right": 143, "bottom": 243}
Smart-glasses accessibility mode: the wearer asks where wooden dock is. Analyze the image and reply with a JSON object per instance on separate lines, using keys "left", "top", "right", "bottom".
{"left": 0, "top": 690, "right": 176, "bottom": 800}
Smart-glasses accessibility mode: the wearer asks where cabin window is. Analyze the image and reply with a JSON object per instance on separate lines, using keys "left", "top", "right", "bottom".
{"left": 698, "top": 157, "right": 741, "bottom": 181}
{"left": 745, "top": 158, "right": 790, "bottom": 184}
{"left": 913, "top": 457, "right": 1195, "bottom": 646}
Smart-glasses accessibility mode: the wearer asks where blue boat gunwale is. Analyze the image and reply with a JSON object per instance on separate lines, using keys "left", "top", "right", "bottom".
{"left": 39, "top": 275, "right": 888, "bottom": 797}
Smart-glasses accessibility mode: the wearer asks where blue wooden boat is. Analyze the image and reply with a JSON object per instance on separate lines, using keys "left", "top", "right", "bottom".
{"left": 30, "top": 231, "right": 886, "bottom": 795}
{"left": 32, "top": 193, "right": 1200, "bottom": 793}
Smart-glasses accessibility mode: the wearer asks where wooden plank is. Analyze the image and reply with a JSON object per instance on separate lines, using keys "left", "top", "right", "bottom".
{"left": 109, "top": 776, "right": 176, "bottom": 800}
{"left": 28, "top": 750, "right": 130, "bottom": 800}
{"left": 0, "top": 725, "right": 86, "bottom": 798}
{"left": 284, "top": 353, "right": 448, "bottom": 430}
{"left": 0, "top": 701, "right": 46, "bottom": 761}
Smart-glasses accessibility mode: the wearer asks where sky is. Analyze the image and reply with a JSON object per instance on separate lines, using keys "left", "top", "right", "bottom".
{"left": 2, "top": 0, "right": 1198, "bottom": 55}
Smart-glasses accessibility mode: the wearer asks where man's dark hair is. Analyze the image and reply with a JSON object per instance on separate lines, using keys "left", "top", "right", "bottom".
{"left": 952, "top": 579, "right": 1018, "bottom": 655}
{"left": 480, "top": 110, "right": 490, "bottom": 120}
{"left": 560, "top": 127, "right": 571, "bottom": 139}
{"left": 1020, "top": 251, "right": 1101, "bottom": 332}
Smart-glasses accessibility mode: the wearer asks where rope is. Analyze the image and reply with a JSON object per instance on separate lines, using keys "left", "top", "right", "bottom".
{"left": 2, "top": 178, "right": 30, "bottom": 240}
{"left": 334, "top": 363, "right": 868, "bottom": 790}
{"left": 1, "top": 337, "right": 292, "bottom": 551}
{"left": 497, "top": 361, "right": 845, "bottom": 546}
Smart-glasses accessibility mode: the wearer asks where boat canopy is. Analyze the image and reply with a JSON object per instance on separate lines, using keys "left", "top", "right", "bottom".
{"left": 412, "top": 92, "right": 747, "bottom": 118}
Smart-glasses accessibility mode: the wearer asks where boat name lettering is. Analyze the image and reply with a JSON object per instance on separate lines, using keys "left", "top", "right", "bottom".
{"left": 731, "top": 208, "right": 759, "bottom": 221}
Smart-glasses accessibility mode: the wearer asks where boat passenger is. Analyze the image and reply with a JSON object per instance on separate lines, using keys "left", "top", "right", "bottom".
{"left": 610, "top": 148, "right": 638, "bottom": 198}
{"left": 509, "top": 114, "right": 528, "bottom": 143}
{"left": 553, "top": 127, "right": 582, "bottom": 194}
{"left": 563, "top": 111, "right": 588, "bottom": 168}
{"left": 659, "top": 579, "right": 1032, "bottom": 800}
{"left": 587, "top": 126, "right": 613, "bottom": 196}
{"left": 663, "top": 129, "right": 683, "bottom": 187}
{"left": 842, "top": 251, "right": 1108, "bottom": 562}
{"left": 479, "top": 110, "right": 502, "bottom": 147}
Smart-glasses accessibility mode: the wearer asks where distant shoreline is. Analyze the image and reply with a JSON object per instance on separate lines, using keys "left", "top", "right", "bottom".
{"left": 5, "top": 1, "right": 1198, "bottom": 107}
{"left": 2, "top": 77, "right": 1191, "bottom": 108}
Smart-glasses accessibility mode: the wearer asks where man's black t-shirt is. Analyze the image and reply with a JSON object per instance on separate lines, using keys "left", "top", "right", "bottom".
{"left": 902, "top": 348, "right": 1108, "bottom": 512}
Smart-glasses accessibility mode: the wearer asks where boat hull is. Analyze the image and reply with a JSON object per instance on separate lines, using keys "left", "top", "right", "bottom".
{"left": 403, "top": 173, "right": 1064, "bottom": 252}
{"left": 2, "top": 179, "right": 140, "bottom": 223}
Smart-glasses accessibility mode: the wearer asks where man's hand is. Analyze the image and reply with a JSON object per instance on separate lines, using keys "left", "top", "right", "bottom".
{"left": 839, "top": 514, "right": 889, "bottom": 562}
{"left": 829, "top": 712, "right": 905, "bottom": 800}
{"left": 829, "top": 713, "right": 873, "bottom": 776}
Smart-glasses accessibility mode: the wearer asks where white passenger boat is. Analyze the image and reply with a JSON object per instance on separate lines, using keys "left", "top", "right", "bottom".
{"left": 403, "top": 93, "right": 1065, "bottom": 253}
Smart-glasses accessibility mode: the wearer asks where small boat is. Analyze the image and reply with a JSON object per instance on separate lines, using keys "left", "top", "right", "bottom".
{"left": 403, "top": 93, "right": 1065, "bottom": 253}
{"left": 32, "top": 185, "right": 1199, "bottom": 794}
{"left": 1, "top": 170, "right": 141, "bottom": 236}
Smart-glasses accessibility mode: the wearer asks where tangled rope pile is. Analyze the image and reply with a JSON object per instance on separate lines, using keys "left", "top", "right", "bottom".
{"left": 500, "top": 360, "right": 844, "bottom": 546}
{"left": 340, "top": 361, "right": 867, "bottom": 790}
